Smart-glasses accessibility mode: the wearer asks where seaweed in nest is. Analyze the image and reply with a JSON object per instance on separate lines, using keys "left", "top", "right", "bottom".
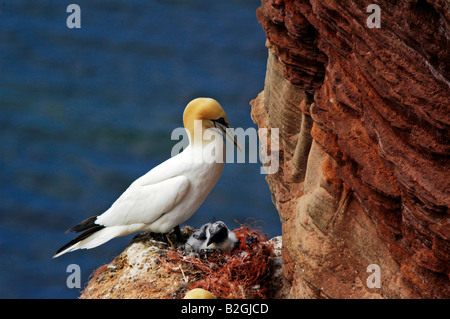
{"left": 161, "top": 220, "right": 274, "bottom": 299}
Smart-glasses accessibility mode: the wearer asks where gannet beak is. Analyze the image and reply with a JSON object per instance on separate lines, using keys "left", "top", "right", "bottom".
{"left": 212, "top": 118, "right": 242, "bottom": 152}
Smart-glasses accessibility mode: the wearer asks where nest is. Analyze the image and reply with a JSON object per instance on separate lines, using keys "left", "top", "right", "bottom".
{"left": 160, "top": 220, "right": 274, "bottom": 299}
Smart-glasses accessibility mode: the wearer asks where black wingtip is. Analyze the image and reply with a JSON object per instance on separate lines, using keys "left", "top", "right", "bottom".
{"left": 65, "top": 215, "right": 99, "bottom": 234}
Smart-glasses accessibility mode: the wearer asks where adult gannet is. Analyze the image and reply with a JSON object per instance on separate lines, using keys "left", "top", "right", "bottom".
{"left": 54, "top": 97, "right": 239, "bottom": 258}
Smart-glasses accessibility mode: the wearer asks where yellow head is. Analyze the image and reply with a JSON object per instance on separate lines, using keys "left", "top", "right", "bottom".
{"left": 183, "top": 97, "right": 239, "bottom": 149}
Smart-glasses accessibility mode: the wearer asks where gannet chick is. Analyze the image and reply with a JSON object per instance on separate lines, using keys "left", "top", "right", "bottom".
{"left": 185, "top": 223, "right": 211, "bottom": 252}
{"left": 186, "top": 221, "right": 238, "bottom": 253}
{"left": 203, "top": 221, "right": 238, "bottom": 252}
{"left": 54, "top": 98, "right": 238, "bottom": 258}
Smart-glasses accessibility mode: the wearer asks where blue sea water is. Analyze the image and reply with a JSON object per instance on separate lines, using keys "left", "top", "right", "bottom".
{"left": 0, "top": 0, "right": 279, "bottom": 298}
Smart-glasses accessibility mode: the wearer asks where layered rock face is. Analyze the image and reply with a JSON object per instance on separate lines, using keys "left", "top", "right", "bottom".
{"left": 252, "top": 0, "right": 449, "bottom": 298}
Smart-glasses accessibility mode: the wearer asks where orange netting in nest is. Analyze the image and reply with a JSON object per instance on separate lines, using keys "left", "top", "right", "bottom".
{"left": 161, "top": 219, "right": 273, "bottom": 299}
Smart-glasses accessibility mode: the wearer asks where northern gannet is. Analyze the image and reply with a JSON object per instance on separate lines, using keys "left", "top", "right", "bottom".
{"left": 186, "top": 221, "right": 238, "bottom": 252}
{"left": 185, "top": 222, "right": 211, "bottom": 252}
{"left": 54, "top": 98, "right": 238, "bottom": 258}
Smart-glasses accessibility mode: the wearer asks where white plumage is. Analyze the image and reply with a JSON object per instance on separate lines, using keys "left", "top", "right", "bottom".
{"left": 54, "top": 98, "right": 238, "bottom": 258}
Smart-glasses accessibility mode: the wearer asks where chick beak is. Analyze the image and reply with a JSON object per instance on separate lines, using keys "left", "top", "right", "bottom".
{"left": 213, "top": 119, "right": 242, "bottom": 151}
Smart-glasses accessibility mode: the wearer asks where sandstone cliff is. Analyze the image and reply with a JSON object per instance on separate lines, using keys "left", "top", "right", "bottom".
{"left": 251, "top": 0, "right": 449, "bottom": 298}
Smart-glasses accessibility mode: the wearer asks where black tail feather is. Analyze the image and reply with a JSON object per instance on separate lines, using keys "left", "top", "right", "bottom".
{"left": 56, "top": 224, "right": 105, "bottom": 256}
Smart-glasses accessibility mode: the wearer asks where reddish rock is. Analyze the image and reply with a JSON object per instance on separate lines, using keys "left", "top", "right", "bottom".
{"left": 253, "top": 0, "right": 449, "bottom": 298}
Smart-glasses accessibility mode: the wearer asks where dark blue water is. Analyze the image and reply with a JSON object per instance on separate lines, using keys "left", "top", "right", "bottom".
{"left": 0, "top": 0, "right": 278, "bottom": 298}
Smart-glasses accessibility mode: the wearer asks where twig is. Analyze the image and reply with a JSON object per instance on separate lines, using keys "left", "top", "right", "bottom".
{"left": 179, "top": 263, "right": 188, "bottom": 283}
